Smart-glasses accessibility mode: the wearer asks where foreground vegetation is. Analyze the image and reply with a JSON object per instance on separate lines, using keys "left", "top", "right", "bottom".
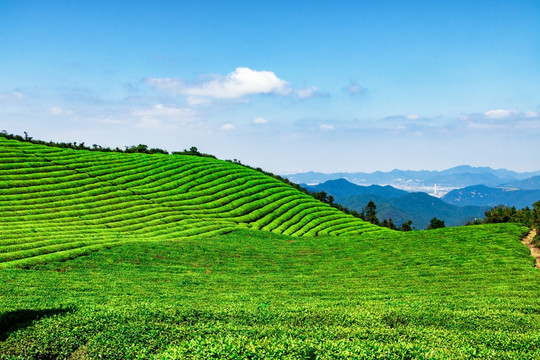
{"left": 1, "top": 224, "right": 538, "bottom": 359}
{"left": 0, "top": 136, "right": 383, "bottom": 269}
{"left": 2, "top": 136, "right": 540, "bottom": 358}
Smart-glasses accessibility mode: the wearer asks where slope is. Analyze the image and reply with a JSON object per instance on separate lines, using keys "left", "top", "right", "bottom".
{"left": 0, "top": 137, "right": 384, "bottom": 268}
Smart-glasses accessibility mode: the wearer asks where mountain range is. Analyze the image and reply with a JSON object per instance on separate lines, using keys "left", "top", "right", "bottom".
{"left": 443, "top": 185, "right": 540, "bottom": 208}
{"left": 302, "top": 179, "right": 489, "bottom": 229}
{"left": 287, "top": 165, "right": 540, "bottom": 193}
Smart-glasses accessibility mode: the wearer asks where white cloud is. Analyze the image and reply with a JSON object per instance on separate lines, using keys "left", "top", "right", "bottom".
{"left": 147, "top": 67, "right": 291, "bottom": 99}
{"left": 221, "top": 123, "right": 235, "bottom": 130}
{"left": 524, "top": 111, "right": 539, "bottom": 118}
{"left": 47, "top": 107, "right": 74, "bottom": 116}
{"left": 320, "top": 124, "right": 334, "bottom": 130}
{"left": 136, "top": 118, "right": 164, "bottom": 129}
{"left": 253, "top": 117, "right": 268, "bottom": 124}
{"left": 0, "top": 91, "right": 25, "bottom": 101}
{"left": 467, "top": 122, "right": 506, "bottom": 130}
{"left": 343, "top": 83, "right": 366, "bottom": 96}
{"left": 406, "top": 114, "right": 420, "bottom": 120}
{"left": 296, "top": 86, "right": 328, "bottom": 99}
{"left": 132, "top": 104, "right": 197, "bottom": 119}
{"left": 145, "top": 78, "right": 182, "bottom": 94}
{"left": 484, "top": 109, "right": 518, "bottom": 119}
{"left": 186, "top": 96, "right": 211, "bottom": 106}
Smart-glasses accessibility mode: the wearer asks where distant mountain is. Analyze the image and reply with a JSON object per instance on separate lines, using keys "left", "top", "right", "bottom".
{"left": 499, "top": 176, "right": 540, "bottom": 191}
{"left": 302, "top": 178, "right": 408, "bottom": 199}
{"left": 285, "top": 166, "right": 540, "bottom": 194}
{"left": 304, "top": 178, "right": 488, "bottom": 229}
{"left": 442, "top": 185, "right": 540, "bottom": 208}
{"left": 338, "top": 192, "right": 487, "bottom": 230}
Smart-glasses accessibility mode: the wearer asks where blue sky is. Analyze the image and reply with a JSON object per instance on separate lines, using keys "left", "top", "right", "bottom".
{"left": 1, "top": 0, "right": 539, "bottom": 173}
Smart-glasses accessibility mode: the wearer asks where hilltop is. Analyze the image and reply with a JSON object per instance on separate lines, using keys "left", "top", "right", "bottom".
{"left": 0, "top": 136, "right": 383, "bottom": 268}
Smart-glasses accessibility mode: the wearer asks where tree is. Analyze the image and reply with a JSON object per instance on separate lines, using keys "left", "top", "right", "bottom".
{"left": 481, "top": 205, "right": 534, "bottom": 227}
{"left": 365, "top": 200, "right": 379, "bottom": 225}
{"left": 400, "top": 220, "right": 413, "bottom": 232}
{"left": 533, "top": 200, "right": 540, "bottom": 228}
{"left": 427, "top": 217, "right": 445, "bottom": 230}
{"left": 381, "top": 218, "right": 397, "bottom": 230}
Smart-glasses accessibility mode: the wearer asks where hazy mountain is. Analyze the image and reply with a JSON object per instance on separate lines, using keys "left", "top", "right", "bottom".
{"left": 499, "top": 176, "right": 540, "bottom": 191}
{"left": 303, "top": 178, "right": 488, "bottom": 229}
{"left": 338, "top": 192, "right": 487, "bottom": 230}
{"left": 302, "top": 178, "right": 408, "bottom": 199}
{"left": 285, "top": 166, "right": 540, "bottom": 193}
{"left": 442, "top": 185, "right": 540, "bottom": 208}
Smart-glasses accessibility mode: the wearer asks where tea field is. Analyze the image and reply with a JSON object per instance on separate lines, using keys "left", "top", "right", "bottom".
{"left": 1, "top": 137, "right": 540, "bottom": 359}
{"left": 0, "top": 137, "right": 382, "bottom": 269}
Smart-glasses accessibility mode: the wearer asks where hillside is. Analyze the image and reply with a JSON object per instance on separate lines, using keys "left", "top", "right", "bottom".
{"left": 0, "top": 137, "right": 383, "bottom": 268}
{"left": 2, "top": 137, "right": 540, "bottom": 358}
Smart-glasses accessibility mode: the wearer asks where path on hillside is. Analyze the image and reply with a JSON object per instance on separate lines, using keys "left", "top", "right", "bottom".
{"left": 522, "top": 229, "right": 539, "bottom": 268}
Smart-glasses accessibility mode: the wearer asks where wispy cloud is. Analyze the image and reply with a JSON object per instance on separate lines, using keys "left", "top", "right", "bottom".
{"left": 296, "top": 86, "right": 329, "bottom": 99}
{"left": 343, "top": 82, "right": 367, "bottom": 97}
{"left": 0, "top": 91, "right": 25, "bottom": 102}
{"left": 47, "top": 107, "right": 74, "bottom": 116}
{"left": 146, "top": 67, "right": 291, "bottom": 99}
{"left": 253, "top": 117, "right": 268, "bottom": 124}
{"left": 132, "top": 104, "right": 199, "bottom": 127}
{"left": 484, "top": 109, "right": 518, "bottom": 119}
{"left": 221, "top": 123, "right": 235, "bottom": 130}
{"left": 461, "top": 109, "right": 540, "bottom": 130}
{"left": 320, "top": 124, "right": 334, "bottom": 130}
{"left": 133, "top": 104, "right": 196, "bottom": 118}
{"left": 186, "top": 96, "right": 212, "bottom": 106}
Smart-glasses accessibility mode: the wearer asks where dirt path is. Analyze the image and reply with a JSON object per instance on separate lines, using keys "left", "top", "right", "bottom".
{"left": 522, "top": 229, "right": 539, "bottom": 268}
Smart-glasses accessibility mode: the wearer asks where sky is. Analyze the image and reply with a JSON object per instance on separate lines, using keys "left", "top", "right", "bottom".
{"left": 1, "top": 0, "right": 539, "bottom": 174}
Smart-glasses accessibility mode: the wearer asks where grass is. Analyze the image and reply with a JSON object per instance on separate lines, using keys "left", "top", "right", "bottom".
{"left": 0, "top": 137, "right": 382, "bottom": 268}
{"left": 1, "top": 224, "right": 539, "bottom": 358}
{"left": 1, "top": 137, "right": 540, "bottom": 358}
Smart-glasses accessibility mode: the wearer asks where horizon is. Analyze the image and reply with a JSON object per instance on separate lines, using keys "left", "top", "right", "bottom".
{"left": 1, "top": 1, "right": 539, "bottom": 174}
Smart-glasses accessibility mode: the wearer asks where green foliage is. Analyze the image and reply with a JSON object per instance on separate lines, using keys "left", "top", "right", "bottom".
{"left": 470, "top": 202, "right": 540, "bottom": 228}
{"left": 364, "top": 200, "right": 379, "bottom": 225}
{"left": 2, "top": 134, "right": 540, "bottom": 358}
{"left": 0, "top": 224, "right": 538, "bottom": 358}
{"left": 400, "top": 220, "right": 414, "bottom": 231}
{"left": 0, "top": 136, "right": 382, "bottom": 268}
{"left": 427, "top": 217, "right": 446, "bottom": 230}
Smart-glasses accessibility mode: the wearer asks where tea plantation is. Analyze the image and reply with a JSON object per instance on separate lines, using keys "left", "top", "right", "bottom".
{"left": 1, "top": 137, "right": 540, "bottom": 359}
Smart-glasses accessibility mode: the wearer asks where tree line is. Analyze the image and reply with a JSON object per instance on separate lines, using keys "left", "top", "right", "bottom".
{"left": 0, "top": 131, "right": 215, "bottom": 158}
{"left": 468, "top": 201, "right": 540, "bottom": 243}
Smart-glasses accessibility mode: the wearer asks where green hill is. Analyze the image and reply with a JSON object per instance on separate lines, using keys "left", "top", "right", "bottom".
{"left": 0, "top": 137, "right": 382, "bottom": 268}
{"left": 1, "top": 136, "right": 540, "bottom": 358}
